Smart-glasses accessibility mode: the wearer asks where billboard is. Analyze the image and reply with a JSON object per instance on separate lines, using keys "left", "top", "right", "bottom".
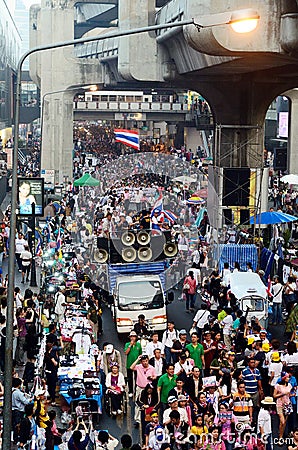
{"left": 17, "top": 177, "right": 44, "bottom": 216}
{"left": 278, "top": 111, "right": 289, "bottom": 138}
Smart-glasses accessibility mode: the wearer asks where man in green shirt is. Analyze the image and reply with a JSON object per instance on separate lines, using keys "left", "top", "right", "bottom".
{"left": 157, "top": 363, "right": 177, "bottom": 414}
{"left": 186, "top": 332, "right": 205, "bottom": 370}
{"left": 124, "top": 331, "right": 142, "bottom": 397}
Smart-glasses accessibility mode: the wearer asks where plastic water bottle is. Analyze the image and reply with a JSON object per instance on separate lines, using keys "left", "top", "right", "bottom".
{"left": 31, "top": 434, "right": 36, "bottom": 450}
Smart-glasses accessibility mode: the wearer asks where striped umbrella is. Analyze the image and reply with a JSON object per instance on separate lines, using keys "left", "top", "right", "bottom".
{"left": 187, "top": 196, "right": 205, "bottom": 205}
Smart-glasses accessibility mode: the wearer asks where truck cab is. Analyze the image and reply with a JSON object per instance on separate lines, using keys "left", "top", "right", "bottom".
{"left": 230, "top": 272, "right": 268, "bottom": 327}
{"left": 111, "top": 274, "right": 168, "bottom": 334}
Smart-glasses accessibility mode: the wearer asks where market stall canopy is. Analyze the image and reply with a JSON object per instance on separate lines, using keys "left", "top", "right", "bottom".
{"left": 280, "top": 174, "right": 298, "bottom": 185}
{"left": 73, "top": 173, "right": 100, "bottom": 187}
{"left": 250, "top": 211, "right": 298, "bottom": 225}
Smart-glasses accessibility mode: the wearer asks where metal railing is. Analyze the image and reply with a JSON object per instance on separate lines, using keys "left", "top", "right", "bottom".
{"left": 73, "top": 100, "right": 189, "bottom": 112}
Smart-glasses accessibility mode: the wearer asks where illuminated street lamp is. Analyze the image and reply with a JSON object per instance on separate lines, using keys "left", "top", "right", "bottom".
{"left": 3, "top": 8, "right": 260, "bottom": 448}
{"left": 192, "top": 8, "right": 260, "bottom": 32}
{"left": 229, "top": 9, "right": 260, "bottom": 33}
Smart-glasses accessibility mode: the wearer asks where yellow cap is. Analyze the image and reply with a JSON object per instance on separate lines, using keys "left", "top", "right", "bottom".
{"left": 271, "top": 351, "right": 280, "bottom": 362}
{"left": 247, "top": 337, "right": 255, "bottom": 345}
{"left": 262, "top": 343, "right": 270, "bottom": 352}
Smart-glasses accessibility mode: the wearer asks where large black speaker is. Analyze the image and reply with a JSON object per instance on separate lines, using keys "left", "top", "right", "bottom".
{"left": 239, "top": 209, "right": 250, "bottom": 226}
{"left": 223, "top": 209, "right": 233, "bottom": 225}
{"left": 223, "top": 168, "right": 250, "bottom": 207}
{"left": 96, "top": 232, "right": 178, "bottom": 264}
{"left": 109, "top": 239, "right": 122, "bottom": 264}
{"left": 274, "top": 148, "right": 287, "bottom": 170}
{"left": 151, "top": 235, "right": 166, "bottom": 261}
{"left": 94, "top": 237, "right": 109, "bottom": 263}
{"left": 97, "top": 237, "right": 109, "bottom": 251}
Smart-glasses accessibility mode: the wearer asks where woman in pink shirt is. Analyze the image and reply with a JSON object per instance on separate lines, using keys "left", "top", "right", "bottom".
{"left": 273, "top": 372, "right": 293, "bottom": 443}
{"left": 183, "top": 271, "right": 197, "bottom": 313}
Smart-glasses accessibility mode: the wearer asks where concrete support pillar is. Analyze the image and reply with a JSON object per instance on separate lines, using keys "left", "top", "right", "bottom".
{"left": 118, "top": 0, "right": 163, "bottom": 81}
{"left": 38, "top": 0, "right": 75, "bottom": 183}
{"left": 29, "top": 0, "right": 104, "bottom": 183}
{"left": 188, "top": 77, "right": 288, "bottom": 228}
{"left": 42, "top": 91, "right": 73, "bottom": 183}
{"left": 285, "top": 89, "right": 298, "bottom": 174}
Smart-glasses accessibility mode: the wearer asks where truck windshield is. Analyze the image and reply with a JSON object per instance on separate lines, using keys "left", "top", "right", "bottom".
{"left": 242, "top": 296, "right": 264, "bottom": 311}
{"left": 118, "top": 280, "right": 164, "bottom": 310}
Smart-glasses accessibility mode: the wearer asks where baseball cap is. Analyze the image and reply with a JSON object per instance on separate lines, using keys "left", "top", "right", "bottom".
{"left": 179, "top": 329, "right": 187, "bottom": 335}
{"left": 140, "top": 354, "right": 149, "bottom": 360}
{"left": 262, "top": 343, "right": 270, "bottom": 352}
{"left": 168, "top": 396, "right": 178, "bottom": 404}
{"left": 271, "top": 352, "right": 280, "bottom": 362}
{"left": 247, "top": 336, "right": 255, "bottom": 345}
{"left": 129, "top": 331, "right": 137, "bottom": 337}
{"left": 105, "top": 344, "right": 114, "bottom": 353}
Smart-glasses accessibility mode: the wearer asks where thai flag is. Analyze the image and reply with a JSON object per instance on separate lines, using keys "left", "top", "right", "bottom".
{"left": 35, "top": 230, "right": 43, "bottom": 256}
{"left": 114, "top": 129, "right": 139, "bottom": 150}
{"left": 36, "top": 237, "right": 42, "bottom": 256}
{"left": 56, "top": 227, "right": 62, "bottom": 254}
{"left": 266, "top": 275, "right": 272, "bottom": 298}
{"left": 151, "top": 194, "right": 163, "bottom": 218}
{"left": 163, "top": 210, "right": 178, "bottom": 224}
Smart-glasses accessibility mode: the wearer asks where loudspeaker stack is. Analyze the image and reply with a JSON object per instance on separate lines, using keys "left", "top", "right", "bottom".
{"left": 94, "top": 230, "right": 178, "bottom": 264}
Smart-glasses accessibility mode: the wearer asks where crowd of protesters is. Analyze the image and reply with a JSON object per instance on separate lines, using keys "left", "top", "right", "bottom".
{"left": 1, "top": 124, "right": 298, "bottom": 450}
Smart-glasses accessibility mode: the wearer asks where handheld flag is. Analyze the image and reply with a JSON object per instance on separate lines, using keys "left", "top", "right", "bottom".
{"left": 266, "top": 275, "right": 272, "bottom": 298}
{"left": 163, "top": 210, "right": 178, "bottom": 224}
{"left": 150, "top": 194, "right": 163, "bottom": 218}
{"left": 114, "top": 129, "right": 139, "bottom": 150}
{"left": 56, "top": 227, "right": 62, "bottom": 260}
{"left": 35, "top": 230, "right": 43, "bottom": 257}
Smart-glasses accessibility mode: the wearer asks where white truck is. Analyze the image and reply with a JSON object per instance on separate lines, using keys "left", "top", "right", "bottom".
{"left": 229, "top": 272, "right": 268, "bottom": 327}
{"left": 107, "top": 262, "right": 173, "bottom": 335}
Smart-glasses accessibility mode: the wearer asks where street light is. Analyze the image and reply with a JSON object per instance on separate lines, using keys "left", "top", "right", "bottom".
{"left": 229, "top": 9, "right": 260, "bottom": 33}
{"left": 3, "top": 9, "right": 260, "bottom": 448}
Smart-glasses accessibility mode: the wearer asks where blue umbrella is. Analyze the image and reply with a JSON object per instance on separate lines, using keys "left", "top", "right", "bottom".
{"left": 250, "top": 211, "right": 298, "bottom": 225}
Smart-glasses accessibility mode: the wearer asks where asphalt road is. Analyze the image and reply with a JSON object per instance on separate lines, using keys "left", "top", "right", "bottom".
{"left": 2, "top": 251, "right": 288, "bottom": 447}
{"left": 98, "top": 291, "right": 288, "bottom": 447}
{"left": 94, "top": 290, "right": 195, "bottom": 444}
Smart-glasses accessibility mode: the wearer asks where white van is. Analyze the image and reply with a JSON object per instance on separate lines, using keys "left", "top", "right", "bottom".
{"left": 110, "top": 274, "right": 169, "bottom": 335}
{"left": 229, "top": 272, "right": 268, "bottom": 327}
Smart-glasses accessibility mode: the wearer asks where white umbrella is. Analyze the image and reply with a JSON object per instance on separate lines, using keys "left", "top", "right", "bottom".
{"left": 173, "top": 175, "right": 197, "bottom": 184}
{"left": 280, "top": 174, "right": 298, "bottom": 184}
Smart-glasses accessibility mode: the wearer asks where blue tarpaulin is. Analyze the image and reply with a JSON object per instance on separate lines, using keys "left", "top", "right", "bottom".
{"left": 214, "top": 244, "right": 258, "bottom": 272}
